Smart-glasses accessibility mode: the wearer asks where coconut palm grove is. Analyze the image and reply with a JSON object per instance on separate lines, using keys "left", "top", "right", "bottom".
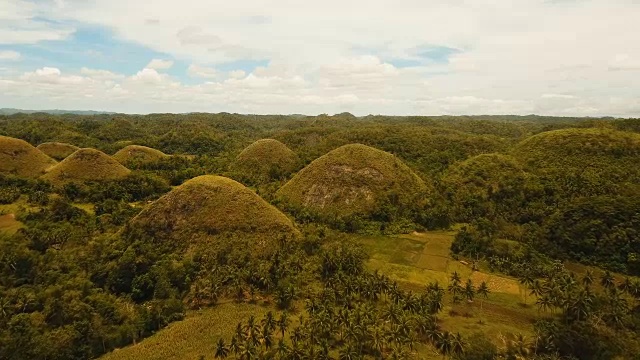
{"left": 0, "top": 113, "right": 639, "bottom": 359}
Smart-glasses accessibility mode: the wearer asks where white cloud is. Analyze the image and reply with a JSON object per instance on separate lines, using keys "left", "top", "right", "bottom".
{"left": 130, "top": 68, "right": 166, "bottom": 83}
{"left": 0, "top": 0, "right": 74, "bottom": 44}
{"left": 229, "top": 70, "right": 246, "bottom": 79}
{"left": 541, "top": 94, "right": 577, "bottom": 100}
{"left": 608, "top": 54, "right": 640, "bottom": 71}
{"left": 80, "top": 67, "right": 124, "bottom": 80}
{"left": 0, "top": 0, "right": 639, "bottom": 116}
{"left": 20, "top": 67, "right": 88, "bottom": 85}
{"left": 146, "top": 59, "right": 174, "bottom": 70}
{"left": 188, "top": 64, "right": 218, "bottom": 79}
{"left": 0, "top": 50, "right": 21, "bottom": 61}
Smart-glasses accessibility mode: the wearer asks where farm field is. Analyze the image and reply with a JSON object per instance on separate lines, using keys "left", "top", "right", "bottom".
{"left": 100, "top": 231, "right": 538, "bottom": 360}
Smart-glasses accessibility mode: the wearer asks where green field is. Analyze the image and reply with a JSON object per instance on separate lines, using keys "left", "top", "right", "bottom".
{"left": 101, "top": 303, "right": 271, "bottom": 360}
{"left": 100, "top": 231, "right": 539, "bottom": 359}
{"left": 0, "top": 213, "right": 23, "bottom": 235}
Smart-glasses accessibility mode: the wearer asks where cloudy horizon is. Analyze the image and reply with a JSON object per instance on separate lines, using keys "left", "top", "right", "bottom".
{"left": 1, "top": 0, "right": 639, "bottom": 116}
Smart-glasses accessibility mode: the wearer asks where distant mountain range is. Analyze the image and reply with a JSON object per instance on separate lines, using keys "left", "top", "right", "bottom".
{"left": 0, "top": 108, "right": 116, "bottom": 115}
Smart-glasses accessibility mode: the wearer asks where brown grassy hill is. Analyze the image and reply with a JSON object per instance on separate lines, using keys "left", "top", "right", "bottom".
{"left": 41, "top": 148, "right": 131, "bottom": 186}
{"left": 113, "top": 145, "right": 169, "bottom": 165}
{"left": 276, "top": 144, "right": 427, "bottom": 218}
{"left": 0, "top": 135, "right": 57, "bottom": 178}
{"left": 512, "top": 127, "right": 640, "bottom": 195}
{"left": 232, "top": 139, "right": 299, "bottom": 184}
{"left": 126, "top": 175, "right": 299, "bottom": 255}
{"left": 37, "top": 142, "right": 80, "bottom": 160}
{"left": 513, "top": 127, "right": 640, "bottom": 168}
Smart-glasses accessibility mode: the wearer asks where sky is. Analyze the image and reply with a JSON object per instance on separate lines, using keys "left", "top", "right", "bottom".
{"left": 0, "top": 0, "right": 639, "bottom": 116}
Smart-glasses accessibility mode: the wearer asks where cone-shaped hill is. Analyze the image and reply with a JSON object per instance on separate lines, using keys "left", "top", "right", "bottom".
{"left": 442, "top": 153, "right": 540, "bottom": 221}
{"left": 41, "top": 148, "right": 131, "bottom": 186}
{"left": 125, "top": 175, "right": 299, "bottom": 255}
{"left": 443, "top": 153, "right": 530, "bottom": 189}
{"left": 37, "top": 142, "right": 80, "bottom": 161}
{"left": 512, "top": 128, "right": 640, "bottom": 194}
{"left": 232, "top": 139, "right": 299, "bottom": 184}
{"left": 113, "top": 145, "right": 169, "bottom": 165}
{"left": 276, "top": 144, "right": 427, "bottom": 218}
{"left": 0, "top": 135, "right": 57, "bottom": 178}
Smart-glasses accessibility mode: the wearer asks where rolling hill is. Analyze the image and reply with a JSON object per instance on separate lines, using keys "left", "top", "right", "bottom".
{"left": 113, "top": 145, "right": 169, "bottom": 165}
{"left": 41, "top": 148, "right": 131, "bottom": 186}
{"left": 512, "top": 127, "right": 640, "bottom": 196}
{"left": 37, "top": 142, "right": 80, "bottom": 161}
{"left": 276, "top": 143, "right": 427, "bottom": 218}
{"left": 232, "top": 139, "right": 299, "bottom": 184}
{"left": 0, "top": 135, "right": 57, "bottom": 178}
{"left": 125, "top": 175, "right": 299, "bottom": 255}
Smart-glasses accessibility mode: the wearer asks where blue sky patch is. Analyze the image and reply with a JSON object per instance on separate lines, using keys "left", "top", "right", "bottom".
{"left": 1, "top": 24, "right": 171, "bottom": 76}
{"left": 215, "top": 59, "right": 270, "bottom": 73}
{"left": 0, "top": 21, "right": 271, "bottom": 83}
{"left": 413, "top": 45, "right": 461, "bottom": 64}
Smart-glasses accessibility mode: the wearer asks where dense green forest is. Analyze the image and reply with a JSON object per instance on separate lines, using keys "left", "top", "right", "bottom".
{"left": 0, "top": 113, "right": 639, "bottom": 360}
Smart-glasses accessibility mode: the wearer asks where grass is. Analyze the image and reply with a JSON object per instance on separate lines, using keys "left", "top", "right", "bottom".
{"left": 0, "top": 135, "right": 58, "bottom": 178}
{"left": 512, "top": 128, "right": 640, "bottom": 183}
{"left": 41, "top": 148, "right": 131, "bottom": 186}
{"left": 94, "top": 228, "right": 546, "bottom": 359}
{"left": 232, "top": 139, "right": 299, "bottom": 184}
{"left": 101, "top": 302, "right": 271, "bottom": 360}
{"left": 36, "top": 142, "right": 80, "bottom": 160}
{"left": 276, "top": 143, "right": 427, "bottom": 217}
{"left": 73, "top": 202, "right": 95, "bottom": 215}
{"left": 356, "top": 230, "right": 536, "bottom": 348}
{"left": 128, "top": 175, "right": 300, "bottom": 254}
{"left": 101, "top": 230, "right": 537, "bottom": 359}
{"left": 113, "top": 145, "right": 169, "bottom": 165}
{"left": 0, "top": 213, "right": 23, "bottom": 235}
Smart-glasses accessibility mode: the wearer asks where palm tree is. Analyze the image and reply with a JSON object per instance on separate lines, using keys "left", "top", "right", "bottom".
{"left": 388, "top": 345, "right": 407, "bottom": 360}
{"left": 339, "top": 345, "right": 360, "bottom": 360}
{"left": 426, "top": 323, "right": 440, "bottom": 346}
{"left": 370, "top": 326, "right": 385, "bottom": 355}
{"left": 276, "top": 339, "right": 290, "bottom": 359}
{"left": 235, "top": 323, "right": 247, "bottom": 341}
{"left": 519, "top": 272, "right": 535, "bottom": 305}
{"left": 606, "top": 288, "right": 629, "bottom": 327}
{"left": 630, "top": 279, "right": 640, "bottom": 300}
{"left": 530, "top": 280, "right": 544, "bottom": 299}
{"left": 289, "top": 339, "right": 305, "bottom": 360}
{"left": 514, "top": 334, "right": 529, "bottom": 357}
{"left": 436, "top": 331, "right": 453, "bottom": 359}
{"left": 451, "top": 332, "right": 465, "bottom": 357}
{"left": 619, "top": 277, "right": 633, "bottom": 293}
{"left": 464, "top": 279, "right": 475, "bottom": 303}
{"left": 477, "top": 281, "right": 490, "bottom": 311}
{"left": 600, "top": 271, "right": 615, "bottom": 290}
{"left": 261, "top": 325, "right": 274, "bottom": 349}
{"left": 450, "top": 272, "right": 462, "bottom": 286}
{"left": 214, "top": 338, "right": 229, "bottom": 359}
{"left": 448, "top": 273, "right": 463, "bottom": 305}
{"left": 230, "top": 335, "right": 240, "bottom": 356}
{"left": 567, "top": 289, "right": 593, "bottom": 322}
{"left": 536, "top": 294, "right": 553, "bottom": 314}
{"left": 582, "top": 270, "right": 594, "bottom": 288}
{"left": 262, "top": 311, "right": 277, "bottom": 332}
{"left": 277, "top": 313, "right": 289, "bottom": 338}
{"left": 238, "top": 342, "right": 258, "bottom": 360}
